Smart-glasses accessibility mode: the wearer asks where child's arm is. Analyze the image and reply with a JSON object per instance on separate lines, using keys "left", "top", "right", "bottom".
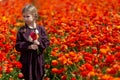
{"left": 38, "top": 26, "right": 50, "bottom": 52}
{"left": 15, "top": 30, "right": 31, "bottom": 52}
{"left": 28, "top": 44, "right": 38, "bottom": 50}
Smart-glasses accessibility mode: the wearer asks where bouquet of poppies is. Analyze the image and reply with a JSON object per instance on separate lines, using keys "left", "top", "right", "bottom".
{"left": 28, "top": 29, "right": 40, "bottom": 54}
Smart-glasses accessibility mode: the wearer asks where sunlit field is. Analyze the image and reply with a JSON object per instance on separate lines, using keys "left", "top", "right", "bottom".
{"left": 0, "top": 0, "right": 120, "bottom": 80}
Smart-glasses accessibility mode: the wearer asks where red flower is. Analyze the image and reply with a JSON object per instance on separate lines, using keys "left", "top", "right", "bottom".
{"left": 51, "top": 68, "right": 59, "bottom": 74}
{"left": 28, "top": 31, "right": 40, "bottom": 54}
{"left": 61, "top": 75, "right": 67, "bottom": 80}
{"left": 14, "top": 61, "right": 22, "bottom": 69}
{"left": 105, "top": 55, "right": 115, "bottom": 64}
{"left": 58, "top": 68, "right": 65, "bottom": 74}
{"left": 71, "top": 77, "right": 76, "bottom": 80}
{"left": 79, "top": 63, "right": 94, "bottom": 77}
{"left": 44, "top": 77, "right": 50, "bottom": 80}
{"left": 29, "top": 32, "right": 37, "bottom": 40}
{"left": 51, "top": 60, "right": 58, "bottom": 66}
{"left": 18, "top": 72, "right": 24, "bottom": 78}
{"left": 0, "top": 53, "right": 4, "bottom": 62}
{"left": 115, "top": 52, "right": 120, "bottom": 61}
{"left": 85, "top": 63, "right": 93, "bottom": 71}
{"left": 106, "top": 68, "right": 117, "bottom": 75}
{"left": 45, "top": 64, "right": 50, "bottom": 69}
{"left": 80, "top": 71, "right": 89, "bottom": 77}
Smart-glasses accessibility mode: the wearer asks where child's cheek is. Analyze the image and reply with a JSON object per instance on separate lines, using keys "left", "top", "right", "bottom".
{"left": 29, "top": 17, "right": 34, "bottom": 21}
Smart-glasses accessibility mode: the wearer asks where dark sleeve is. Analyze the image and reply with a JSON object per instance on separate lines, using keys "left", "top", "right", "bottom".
{"left": 39, "top": 27, "right": 50, "bottom": 50}
{"left": 15, "top": 29, "right": 31, "bottom": 52}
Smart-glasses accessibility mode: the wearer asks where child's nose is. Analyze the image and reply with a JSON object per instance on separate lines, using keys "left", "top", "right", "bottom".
{"left": 24, "top": 17, "right": 28, "bottom": 21}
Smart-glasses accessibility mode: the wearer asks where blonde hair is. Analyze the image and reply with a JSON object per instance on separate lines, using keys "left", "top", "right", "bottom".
{"left": 22, "top": 4, "right": 38, "bottom": 19}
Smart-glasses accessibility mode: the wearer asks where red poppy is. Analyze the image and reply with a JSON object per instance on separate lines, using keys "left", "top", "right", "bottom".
{"left": 51, "top": 68, "right": 59, "bottom": 74}
{"left": 71, "top": 77, "right": 76, "bottom": 80}
{"left": 61, "top": 75, "right": 67, "bottom": 80}
{"left": 51, "top": 60, "right": 58, "bottom": 66}
{"left": 29, "top": 32, "right": 37, "bottom": 41}
{"left": 18, "top": 73, "right": 24, "bottom": 79}
{"left": 14, "top": 61, "right": 22, "bottom": 69}
{"left": 105, "top": 55, "right": 115, "bottom": 64}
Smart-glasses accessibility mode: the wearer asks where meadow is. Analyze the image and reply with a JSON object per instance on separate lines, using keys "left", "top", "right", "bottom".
{"left": 0, "top": 0, "right": 120, "bottom": 80}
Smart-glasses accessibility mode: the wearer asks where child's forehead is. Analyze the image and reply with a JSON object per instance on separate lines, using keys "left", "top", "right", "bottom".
{"left": 22, "top": 12, "right": 33, "bottom": 16}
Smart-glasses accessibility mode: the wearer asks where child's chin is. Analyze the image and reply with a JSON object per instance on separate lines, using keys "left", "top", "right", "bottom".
{"left": 25, "top": 22, "right": 30, "bottom": 25}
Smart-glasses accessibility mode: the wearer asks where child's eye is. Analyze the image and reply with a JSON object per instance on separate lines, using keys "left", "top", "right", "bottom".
{"left": 23, "top": 16, "right": 30, "bottom": 18}
{"left": 26, "top": 16, "right": 30, "bottom": 17}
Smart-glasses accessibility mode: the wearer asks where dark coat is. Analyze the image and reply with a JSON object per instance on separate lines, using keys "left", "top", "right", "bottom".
{"left": 15, "top": 25, "right": 50, "bottom": 80}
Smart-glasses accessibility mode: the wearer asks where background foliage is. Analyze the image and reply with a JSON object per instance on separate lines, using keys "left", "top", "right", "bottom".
{"left": 0, "top": 0, "right": 120, "bottom": 80}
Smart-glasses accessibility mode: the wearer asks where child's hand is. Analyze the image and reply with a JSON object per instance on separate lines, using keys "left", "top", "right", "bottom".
{"left": 28, "top": 44, "right": 38, "bottom": 50}
{"left": 34, "top": 40, "right": 40, "bottom": 45}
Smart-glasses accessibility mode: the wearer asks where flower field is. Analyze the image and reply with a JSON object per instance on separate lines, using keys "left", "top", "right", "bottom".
{"left": 0, "top": 0, "right": 120, "bottom": 80}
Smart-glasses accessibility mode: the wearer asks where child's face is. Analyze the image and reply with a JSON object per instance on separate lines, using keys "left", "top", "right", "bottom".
{"left": 22, "top": 12, "right": 35, "bottom": 25}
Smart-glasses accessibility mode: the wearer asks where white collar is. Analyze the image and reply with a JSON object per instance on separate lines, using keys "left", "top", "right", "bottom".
{"left": 28, "top": 22, "right": 37, "bottom": 29}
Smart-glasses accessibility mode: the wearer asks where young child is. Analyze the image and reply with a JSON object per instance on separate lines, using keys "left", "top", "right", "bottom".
{"left": 15, "top": 4, "right": 50, "bottom": 80}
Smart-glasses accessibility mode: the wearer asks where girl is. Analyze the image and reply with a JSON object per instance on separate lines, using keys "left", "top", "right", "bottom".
{"left": 15, "top": 4, "right": 50, "bottom": 80}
